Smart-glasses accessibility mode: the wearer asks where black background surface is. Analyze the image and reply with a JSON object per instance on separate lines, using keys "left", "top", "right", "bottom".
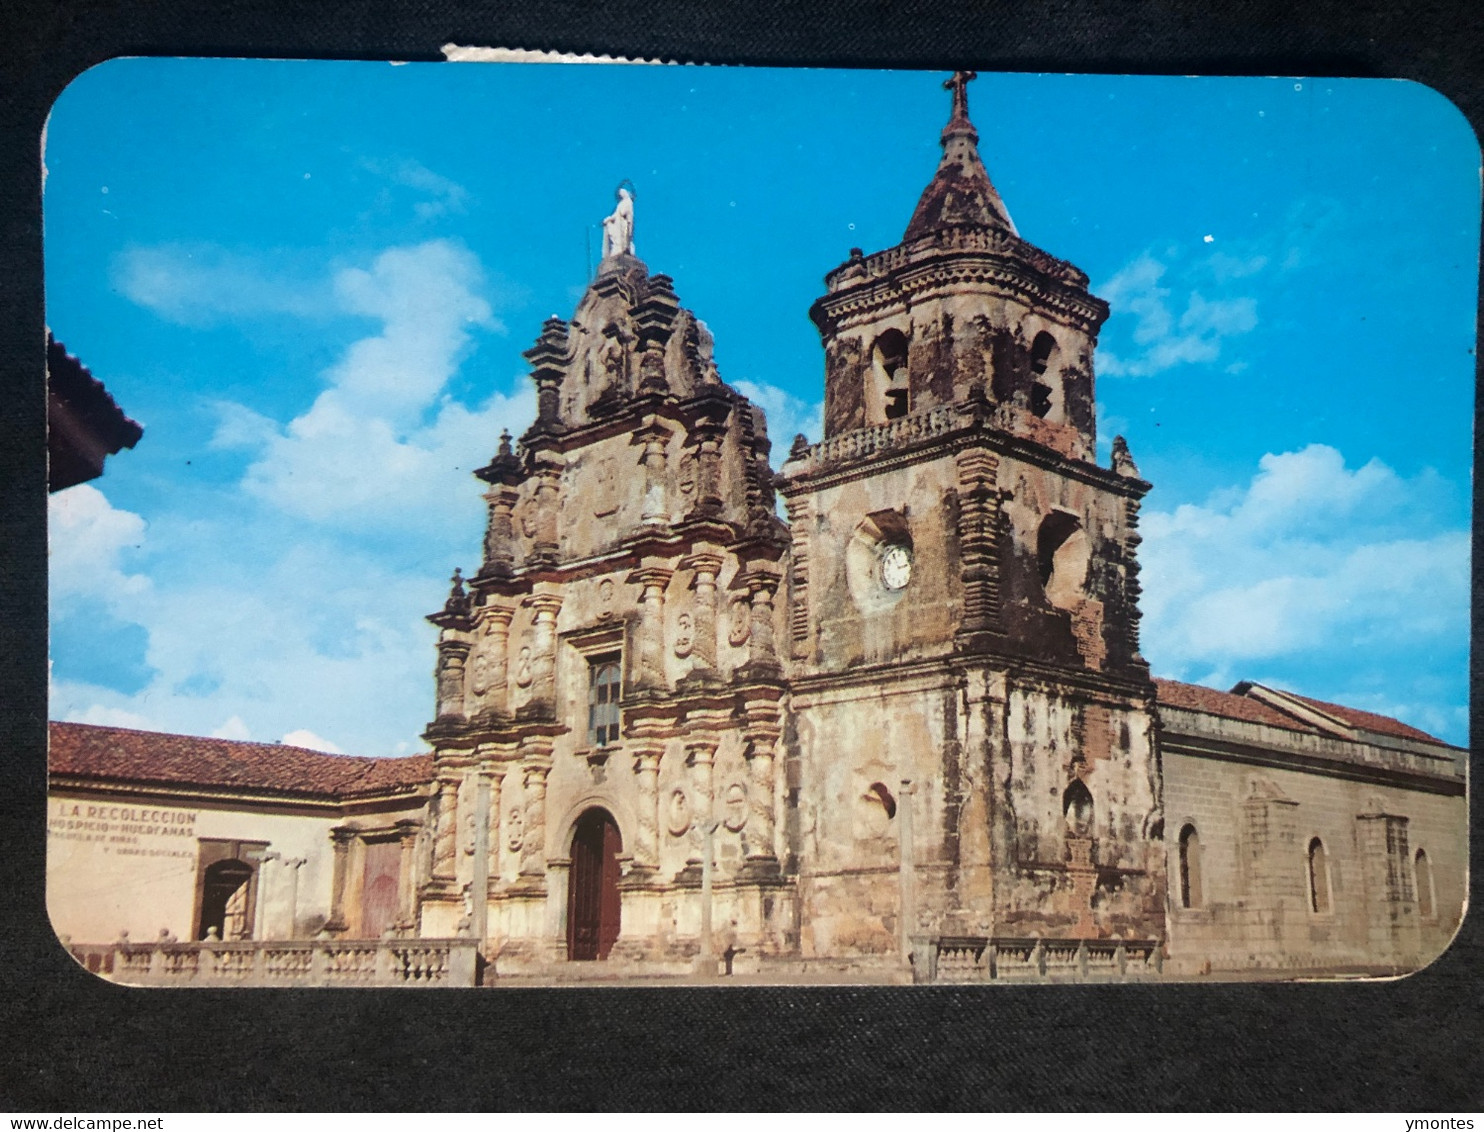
{"left": 2, "top": 0, "right": 1481, "bottom": 1112}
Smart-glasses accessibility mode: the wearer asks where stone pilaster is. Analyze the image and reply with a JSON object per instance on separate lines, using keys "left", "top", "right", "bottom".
{"left": 686, "top": 737, "right": 719, "bottom": 825}
{"left": 524, "top": 593, "right": 563, "bottom": 715}
{"left": 472, "top": 605, "right": 515, "bottom": 716}
{"left": 955, "top": 446, "right": 1002, "bottom": 648}
{"left": 740, "top": 733, "right": 781, "bottom": 878}
{"left": 519, "top": 757, "right": 553, "bottom": 880}
{"left": 523, "top": 316, "right": 569, "bottom": 428}
{"left": 631, "top": 747, "right": 664, "bottom": 876}
{"left": 681, "top": 552, "right": 723, "bottom": 676}
{"left": 784, "top": 495, "right": 812, "bottom": 659}
{"left": 395, "top": 818, "right": 421, "bottom": 931}
{"left": 689, "top": 419, "right": 727, "bottom": 518}
{"left": 628, "top": 566, "right": 674, "bottom": 690}
{"left": 432, "top": 775, "right": 460, "bottom": 883}
{"left": 485, "top": 769, "right": 505, "bottom": 882}
{"left": 435, "top": 641, "right": 469, "bottom": 721}
{"left": 739, "top": 568, "right": 783, "bottom": 675}
{"left": 482, "top": 485, "right": 522, "bottom": 575}
{"left": 633, "top": 420, "right": 674, "bottom": 527}
{"left": 531, "top": 460, "right": 562, "bottom": 564}
{"left": 324, "top": 825, "right": 357, "bottom": 935}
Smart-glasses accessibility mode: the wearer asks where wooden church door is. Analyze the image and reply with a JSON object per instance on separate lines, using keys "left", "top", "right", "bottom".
{"left": 567, "top": 809, "right": 622, "bottom": 960}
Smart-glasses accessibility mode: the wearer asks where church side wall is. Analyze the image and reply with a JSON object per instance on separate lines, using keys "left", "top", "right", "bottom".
{"left": 1162, "top": 744, "right": 1466, "bottom": 974}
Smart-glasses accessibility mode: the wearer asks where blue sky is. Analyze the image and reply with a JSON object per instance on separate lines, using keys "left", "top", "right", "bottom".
{"left": 44, "top": 60, "right": 1478, "bottom": 752}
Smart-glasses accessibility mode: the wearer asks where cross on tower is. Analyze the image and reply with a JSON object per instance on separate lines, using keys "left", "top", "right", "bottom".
{"left": 944, "top": 70, "right": 978, "bottom": 122}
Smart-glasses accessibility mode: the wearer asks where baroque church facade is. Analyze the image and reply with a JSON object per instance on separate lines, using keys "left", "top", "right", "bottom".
{"left": 405, "top": 73, "right": 1463, "bottom": 980}
{"left": 47, "top": 73, "right": 1465, "bottom": 985}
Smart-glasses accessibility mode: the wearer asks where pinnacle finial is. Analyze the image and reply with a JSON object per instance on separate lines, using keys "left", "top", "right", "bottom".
{"left": 945, "top": 70, "right": 978, "bottom": 126}
{"left": 497, "top": 429, "right": 513, "bottom": 457}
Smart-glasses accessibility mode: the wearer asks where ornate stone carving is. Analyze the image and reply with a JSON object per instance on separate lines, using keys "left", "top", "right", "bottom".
{"left": 632, "top": 748, "right": 663, "bottom": 872}
{"left": 601, "top": 185, "right": 635, "bottom": 260}
{"left": 433, "top": 777, "right": 460, "bottom": 881}
{"left": 727, "top": 598, "right": 751, "bottom": 647}
{"left": 597, "top": 578, "right": 616, "bottom": 618}
{"left": 673, "top": 611, "right": 694, "bottom": 658}
{"left": 519, "top": 760, "right": 551, "bottom": 877}
{"left": 723, "top": 782, "right": 748, "bottom": 833}
{"left": 667, "top": 789, "right": 692, "bottom": 837}
{"left": 628, "top": 567, "right": 673, "bottom": 689}
{"left": 514, "top": 645, "right": 533, "bottom": 689}
{"left": 506, "top": 806, "right": 525, "bottom": 853}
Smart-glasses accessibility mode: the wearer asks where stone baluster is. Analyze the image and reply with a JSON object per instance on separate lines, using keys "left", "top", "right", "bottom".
{"left": 325, "top": 826, "right": 357, "bottom": 934}
{"left": 632, "top": 747, "right": 664, "bottom": 875}
{"left": 681, "top": 553, "right": 723, "bottom": 674}
{"left": 628, "top": 567, "right": 673, "bottom": 689}
{"left": 432, "top": 775, "right": 460, "bottom": 882}
{"left": 519, "top": 758, "right": 552, "bottom": 878}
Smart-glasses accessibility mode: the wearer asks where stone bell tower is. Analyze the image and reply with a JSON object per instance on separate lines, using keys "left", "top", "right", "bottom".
{"left": 779, "top": 73, "right": 1165, "bottom": 967}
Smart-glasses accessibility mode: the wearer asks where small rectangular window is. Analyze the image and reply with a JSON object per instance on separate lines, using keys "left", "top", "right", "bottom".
{"left": 588, "top": 655, "right": 622, "bottom": 747}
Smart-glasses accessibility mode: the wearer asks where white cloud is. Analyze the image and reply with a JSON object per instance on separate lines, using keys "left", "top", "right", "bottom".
{"left": 360, "top": 158, "right": 471, "bottom": 220}
{"left": 228, "top": 239, "right": 535, "bottom": 536}
{"left": 1096, "top": 250, "right": 1260, "bottom": 378}
{"left": 48, "top": 485, "right": 150, "bottom": 611}
{"left": 733, "top": 379, "right": 824, "bottom": 449}
{"left": 211, "top": 716, "right": 251, "bottom": 741}
{"left": 112, "top": 243, "right": 333, "bottom": 327}
{"left": 1140, "top": 445, "right": 1469, "bottom": 673}
{"left": 281, "top": 728, "right": 344, "bottom": 754}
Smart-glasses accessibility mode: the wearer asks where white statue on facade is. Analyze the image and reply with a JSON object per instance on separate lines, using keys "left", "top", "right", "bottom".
{"left": 601, "top": 184, "right": 635, "bottom": 259}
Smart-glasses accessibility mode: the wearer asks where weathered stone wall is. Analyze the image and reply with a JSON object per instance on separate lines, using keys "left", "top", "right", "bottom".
{"left": 1161, "top": 720, "right": 1466, "bottom": 974}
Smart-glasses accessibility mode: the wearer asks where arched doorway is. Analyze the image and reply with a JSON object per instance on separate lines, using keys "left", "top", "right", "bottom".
{"left": 567, "top": 808, "right": 622, "bottom": 961}
{"left": 197, "top": 858, "right": 254, "bottom": 940}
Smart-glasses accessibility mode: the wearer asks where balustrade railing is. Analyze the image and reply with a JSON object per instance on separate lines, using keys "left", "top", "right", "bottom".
{"left": 918, "top": 935, "right": 1163, "bottom": 983}
{"left": 68, "top": 937, "right": 479, "bottom": 987}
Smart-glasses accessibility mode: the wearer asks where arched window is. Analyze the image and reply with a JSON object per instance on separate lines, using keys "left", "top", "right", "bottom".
{"left": 1177, "top": 824, "right": 1202, "bottom": 909}
{"left": 871, "top": 329, "right": 911, "bottom": 421}
{"left": 1307, "top": 838, "right": 1331, "bottom": 914}
{"left": 588, "top": 656, "right": 621, "bottom": 747}
{"left": 1037, "top": 511, "right": 1090, "bottom": 610}
{"left": 1028, "top": 331, "right": 1058, "bottom": 419}
{"left": 1414, "top": 849, "right": 1434, "bottom": 919}
{"left": 197, "top": 858, "right": 254, "bottom": 941}
{"left": 1063, "top": 778, "right": 1094, "bottom": 838}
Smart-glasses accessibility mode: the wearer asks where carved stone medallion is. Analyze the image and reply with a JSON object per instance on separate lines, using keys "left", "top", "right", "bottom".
{"left": 674, "top": 611, "right": 694, "bottom": 658}
{"left": 666, "top": 789, "right": 692, "bottom": 837}
{"left": 727, "top": 598, "right": 751, "bottom": 646}
{"left": 470, "top": 653, "right": 491, "bottom": 696}
{"left": 723, "top": 783, "right": 748, "bottom": 832}
{"left": 514, "top": 645, "right": 534, "bottom": 688}
{"left": 506, "top": 808, "right": 525, "bottom": 853}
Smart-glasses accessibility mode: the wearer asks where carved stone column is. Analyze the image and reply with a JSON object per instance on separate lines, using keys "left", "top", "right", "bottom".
{"left": 432, "top": 775, "right": 460, "bottom": 883}
{"left": 741, "top": 731, "right": 781, "bottom": 879}
{"left": 519, "top": 758, "right": 553, "bottom": 879}
{"left": 955, "top": 447, "right": 1003, "bottom": 649}
{"left": 632, "top": 420, "right": 673, "bottom": 527}
{"left": 686, "top": 738, "right": 718, "bottom": 825}
{"left": 472, "top": 605, "right": 515, "bottom": 716}
{"left": 395, "top": 818, "right": 421, "bottom": 931}
{"left": 483, "top": 485, "right": 521, "bottom": 574}
{"left": 525, "top": 594, "right": 563, "bottom": 714}
{"left": 681, "top": 552, "right": 723, "bottom": 674}
{"left": 689, "top": 420, "right": 727, "bottom": 518}
{"left": 628, "top": 567, "right": 673, "bottom": 690}
{"left": 741, "top": 569, "right": 782, "bottom": 674}
{"left": 524, "top": 317, "right": 569, "bottom": 428}
{"left": 531, "top": 460, "right": 562, "bottom": 563}
{"left": 325, "top": 826, "right": 357, "bottom": 934}
{"left": 435, "top": 641, "right": 470, "bottom": 721}
{"left": 631, "top": 747, "right": 664, "bottom": 876}
{"left": 486, "top": 769, "right": 505, "bottom": 882}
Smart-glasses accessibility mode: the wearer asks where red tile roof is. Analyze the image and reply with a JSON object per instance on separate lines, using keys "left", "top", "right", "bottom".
{"left": 1154, "top": 679, "right": 1447, "bottom": 745}
{"left": 49, "top": 722, "right": 433, "bottom": 799}
{"left": 1153, "top": 679, "right": 1317, "bottom": 733}
{"left": 1279, "top": 692, "right": 1442, "bottom": 744}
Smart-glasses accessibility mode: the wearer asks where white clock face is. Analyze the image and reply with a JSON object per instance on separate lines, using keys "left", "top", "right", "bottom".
{"left": 880, "top": 544, "right": 913, "bottom": 591}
